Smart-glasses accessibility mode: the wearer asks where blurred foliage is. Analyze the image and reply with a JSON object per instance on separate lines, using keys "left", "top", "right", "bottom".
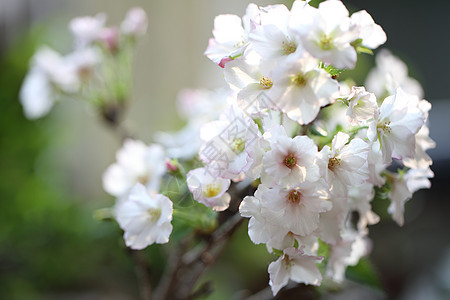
{"left": 346, "top": 258, "right": 383, "bottom": 291}
{"left": 0, "top": 27, "right": 136, "bottom": 299}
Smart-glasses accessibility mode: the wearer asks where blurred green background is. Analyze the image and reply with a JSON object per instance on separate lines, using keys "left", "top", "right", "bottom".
{"left": 0, "top": 0, "right": 449, "bottom": 299}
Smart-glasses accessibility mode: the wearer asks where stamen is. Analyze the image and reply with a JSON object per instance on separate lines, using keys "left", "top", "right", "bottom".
{"left": 284, "top": 153, "right": 297, "bottom": 169}
{"left": 282, "top": 40, "right": 297, "bottom": 55}
{"left": 291, "top": 74, "right": 306, "bottom": 87}
{"left": 378, "top": 121, "right": 392, "bottom": 134}
{"left": 147, "top": 208, "right": 161, "bottom": 222}
{"left": 138, "top": 174, "right": 150, "bottom": 184}
{"left": 259, "top": 76, "right": 273, "bottom": 89}
{"left": 319, "top": 34, "right": 334, "bottom": 50}
{"left": 231, "top": 138, "right": 245, "bottom": 153}
{"left": 203, "top": 183, "right": 221, "bottom": 198}
{"left": 287, "top": 190, "right": 302, "bottom": 204}
{"left": 328, "top": 157, "right": 341, "bottom": 170}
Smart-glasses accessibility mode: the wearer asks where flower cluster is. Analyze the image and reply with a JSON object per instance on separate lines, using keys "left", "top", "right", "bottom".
{"left": 20, "top": 1, "right": 434, "bottom": 296}
{"left": 20, "top": 7, "right": 148, "bottom": 120}
{"left": 198, "top": 0, "right": 434, "bottom": 295}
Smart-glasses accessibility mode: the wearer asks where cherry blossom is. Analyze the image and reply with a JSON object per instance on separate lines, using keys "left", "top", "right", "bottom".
{"left": 199, "top": 105, "right": 260, "bottom": 180}
{"left": 345, "top": 86, "right": 378, "bottom": 125}
{"left": 270, "top": 53, "right": 339, "bottom": 125}
{"left": 186, "top": 168, "right": 231, "bottom": 211}
{"left": 388, "top": 168, "right": 433, "bottom": 226}
{"left": 350, "top": 10, "right": 387, "bottom": 50}
{"left": 320, "top": 132, "right": 370, "bottom": 188}
{"left": 269, "top": 247, "right": 323, "bottom": 295}
{"left": 115, "top": 183, "right": 173, "bottom": 249}
{"left": 121, "top": 7, "right": 148, "bottom": 36}
{"left": 326, "top": 228, "right": 371, "bottom": 282}
{"left": 261, "top": 126, "right": 320, "bottom": 187}
{"left": 367, "top": 88, "right": 425, "bottom": 164}
{"left": 69, "top": 13, "right": 106, "bottom": 48}
{"left": 102, "top": 139, "right": 167, "bottom": 198}
{"left": 290, "top": 0, "right": 359, "bottom": 69}
{"left": 204, "top": 3, "right": 260, "bottom": 67}
{"left": 366, "top": 49, "right": 424, "bottom": 99}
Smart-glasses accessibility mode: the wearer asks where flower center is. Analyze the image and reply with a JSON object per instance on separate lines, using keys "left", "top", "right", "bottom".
{"left": 378, "top": 121, "right": 392, "bottom": 134}
{"left": 233, "top": 39, "right": 246, "bottom": 49}
{"left": 282, "top": 254, "right": 293, "bottom": 267}
{"left": 291, "top": 73, "right": 307, "bottom": 87}
{"left": 319, "top": 34, "right": 334, "bottom": 50}
{"left": 203, "top": 183, "right": 221, "bottom": 198}
{"left": 287, "top": 190, "right": 302, "bottom": 204}
{"left": 328, "top": 157, "right": 341, "bottom": 170}
{"left": 147, "top": 208, "right": 161, "bottom": 222}
{"left": 282, "top": 40, "right": 297, "bottom": 55}
{"left": 259, "top": 76, "right": 273, "bottom": 89}
{"left": 284, "top": 153, "right": 297, "bottom": 169}
{"left": 231, "top": 138, "right": 245, "bottom": 153}
{"left": 138, "top": 174, "right": 149, "bottom": 185}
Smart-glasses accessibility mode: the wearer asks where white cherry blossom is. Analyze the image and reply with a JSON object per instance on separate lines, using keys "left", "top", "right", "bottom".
{"left": 261, "top": 126, "right": 320, "bottom": 187}
{"left": 240, "top": 185, "right": 291, "bottom": 249}
{"left": 326, "top": 228, "right": 370, "bottom": 282}
{"left": 403, "top": 100, "right": 435, "bottom": 169}
{"left": 367, "top": 88, "right": 425, "bottom": 164}
{"left": 248, "top": 4, "right": 303, "bottom": 69}
{"left": 259, "top": 181, "right": 331, "bottom": 236}
{"left": 270, "top": 53, "right": 339, "bottom": 125}
{"left": 345, "top": 86, "right": 378, "bottom": 125}
{"left": 348, "top": 183, "right": 380, "bottom": 230}
{"left": 121, "top": 7, "right": 148, "bottom": 36}
{"left": 69, "top": 13, "right": 106, "bottom": 48}
{"left": 223, "top": 59, "right": 276, "bottom": 114}
{"left": 19, "top": 68, "right": 53, "bottom": 119}
{"left": 102, "top": 139, "right": 166, "bottom": 198}
{"left": 366, "top": 49, "right": 424, "bottom": 99}
{"left": 204, "top": 3, "right": 260, "bottom": 67}
{"left": 186, "top": 168, "right": 231, "bottom": 211}
{"left": 320, "top": 132, "right": 369, "bottom": 188}
{"left": 350, "top": 10, "right": 387, "bottom": 49}
{"left": 269, "top": 247, "right": 323, "bottom": 295}
{"left": 115, "top": 183, "right": 173, "bottom": 249}
{"left": 199, "top": 105, "right": 260, "bottom": 180}
{"left": 388, "top": 168, "right": 433, "bottom": 226}
{"left": 289, "top": 0, "right": 359, "bottom": 69}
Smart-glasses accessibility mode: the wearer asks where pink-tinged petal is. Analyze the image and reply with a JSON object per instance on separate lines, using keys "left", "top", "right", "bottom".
{"left": 269, "top": 257, "right": 290, "bottom": 296}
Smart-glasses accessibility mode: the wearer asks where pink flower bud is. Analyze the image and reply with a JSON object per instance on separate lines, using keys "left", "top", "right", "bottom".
{"left": 100, "top": 27, "right": 120, "bottom": 53}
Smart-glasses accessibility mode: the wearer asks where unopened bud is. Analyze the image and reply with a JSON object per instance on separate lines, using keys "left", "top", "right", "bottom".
{"left": 166, "top": 159, "right": 179, "bottom": 173}
{"left": 100, "top": 27, "right": 120, "bottom": 53}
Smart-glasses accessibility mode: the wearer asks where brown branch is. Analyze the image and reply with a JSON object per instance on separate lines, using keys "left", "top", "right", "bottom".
{"left": 174, "top": 212, "right": 244, "bottom": 299}
{"left": 129, "top": 249, "right": 153, "bottom": 300}
{"left": 103, "top": 103, "right": 151, "bottom": 299}
{"left": 153, "top": 236, "right": 191, "bottom": 300}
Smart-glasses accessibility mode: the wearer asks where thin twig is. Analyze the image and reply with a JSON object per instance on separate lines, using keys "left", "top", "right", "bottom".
{"left": 184, "top": 212, "right": 244, "bottom": 266}
{"left": 175, "top": 212, "right": 244, "bottom": 298}
{"left": 153, "top": 236, "right": 191, "bottom": 300}
{"left": 104, "top": 103, "right": 151, "bottom": 299}
{"left": 129, "top": 250, "right": 153, "bottom": 300}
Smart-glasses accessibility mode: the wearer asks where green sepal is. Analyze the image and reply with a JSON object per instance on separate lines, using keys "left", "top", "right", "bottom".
{"left": 272, "top": 248, "right": 284, "bottom": 257}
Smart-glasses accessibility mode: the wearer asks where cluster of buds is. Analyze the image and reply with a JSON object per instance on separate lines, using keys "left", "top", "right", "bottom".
{"left": 20, "top": 7, "right": 148, "bottom": 122}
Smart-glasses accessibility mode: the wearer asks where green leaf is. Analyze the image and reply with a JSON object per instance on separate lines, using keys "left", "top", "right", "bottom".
{"left": 317, "top": 239, "right": 330, "bottom": 274}
{"left": 345, "top": 257, "right": 383, "bottom": 291}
